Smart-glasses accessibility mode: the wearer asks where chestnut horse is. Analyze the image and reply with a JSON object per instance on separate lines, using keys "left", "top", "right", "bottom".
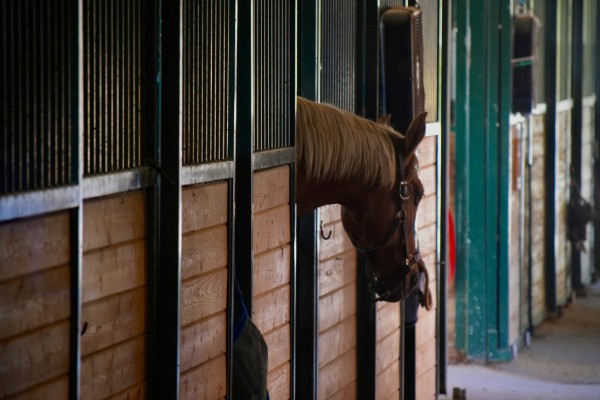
{"left": 296, "top": 97, "right": 429, "bottom": 303}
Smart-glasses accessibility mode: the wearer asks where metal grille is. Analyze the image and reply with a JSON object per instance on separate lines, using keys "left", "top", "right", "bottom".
{"left": 83, "top": 0, "right": 142, "bottom": 176}
{"left": 320, "top": 0, "right": 356, "bottom": 112}
{"left": 253, "top": 0, "right": 293, "bottom": 152}
{"left": 421, "top": 0, "right": 438, "bottom": 121}
{"left": 182, "top": 0, "right": 231, "bottom": 165}
{"left": 1, "top": 0, "right": 74, "bottom": 194}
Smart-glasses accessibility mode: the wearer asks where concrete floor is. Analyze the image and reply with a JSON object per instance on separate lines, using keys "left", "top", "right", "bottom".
{"left": 440, "top": 281, "right": 600, "bottom": 400}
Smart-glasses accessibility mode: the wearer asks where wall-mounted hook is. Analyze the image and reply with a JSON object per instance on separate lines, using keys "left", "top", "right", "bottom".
{"left": 320, "top": 220, "right": 332, "bottom": 240}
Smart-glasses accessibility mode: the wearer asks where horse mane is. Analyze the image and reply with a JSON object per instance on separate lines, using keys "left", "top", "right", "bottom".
{"left": 296, "top": 97, "right": 413, "bottom": 189}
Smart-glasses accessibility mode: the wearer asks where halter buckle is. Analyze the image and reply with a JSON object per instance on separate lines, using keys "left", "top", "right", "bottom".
{"left": 399, "top": 181, "right": 409, "bottom": 200}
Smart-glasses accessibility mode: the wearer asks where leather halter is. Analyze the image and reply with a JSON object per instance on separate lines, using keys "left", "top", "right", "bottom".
{"left": 348, "top": 152, "right": 421, "bottom": 302}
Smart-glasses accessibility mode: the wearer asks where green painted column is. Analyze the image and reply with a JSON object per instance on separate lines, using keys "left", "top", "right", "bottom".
{"left": 454, "top": 0, "right": 513, "bottom": 361}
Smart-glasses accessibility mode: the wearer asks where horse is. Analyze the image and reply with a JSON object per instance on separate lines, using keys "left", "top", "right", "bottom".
{"left": 295, "top": 96, "right": 429, "bottom": 303}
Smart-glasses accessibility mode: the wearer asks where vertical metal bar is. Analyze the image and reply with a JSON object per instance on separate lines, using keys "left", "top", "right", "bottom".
{"left": 570, "top": 0, "right": 584, "bottom": 292}
{"left": 69, "top": 0, "right": 83, "bottom": 397}
{"left": 544, "top": 0, "right": 558, "bottom": 314}
{"left": 595, "top": 0, "right": 600, "bottom": 282}
{"left": 153, "top": 0, "right": 182, "bottom": 397}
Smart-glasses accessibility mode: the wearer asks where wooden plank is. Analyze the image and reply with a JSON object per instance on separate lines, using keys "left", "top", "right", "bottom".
{"left": 83, "top": 192, "right": 146, "bottom": 252}
{"left": 266, "top": 362, "right": 290, "bottom": 400}
{"left": 253, "top": 205, "right": 291, "bottom": 255}
{"left": 180, "top": 311, "right": 227, "bottom": 373}
{"left": 417, "top": 136, "right": 437, "bottom": 167}
{"left": 416, "top": 309, "right": 436, "bottom": 347}
{"left": 252, "top": 284, "right": 290, "bottom": 334}
{"left": 317, "top": 349, "right": 356, "bottom": 400}
{"left": 417, "top": 223, "right": 436, "bottom": 254}
{"left": 254, "top": 166, "right": 290, "bottom": 213}
{"left": 0, "top": 322, "right": 70, "bottom": 398}
{"left": 8, "top": 376, "right": 69, "bottom": 400}
{"left": 376, "top": 329, "right": 400, "bottom": 375}
{"left": 107, "top": 383, "right": 145, "bottom": 400}
{"left": 418, "top": 282, "right": 437, "bottom": 320}
{"left": 180, "top": 354, "right": 226, "bottom": 400}
{"left": 318, "top": 283, "right": 356, "bottom": 332}
{"left": 326, "top": 381, "right": 357, "bottom": 400}
{"left": 263, "top": 323, "right": 291, "bottom": 372}
{"left": 81, "top": 287, "right": 146, "bottom": 357}
{"left": 253, "top": 245, "right": 291, "bottom": 298}
{"left": 182, "top": 224, "right": 228, "bottom": 280}
{"left": 182, "top": 182, "right": 228, "bottom": 234}
{"left": 319, "top": 221, "right": 354, "bottom": 261}
{"left": 81, "top": 336, "right": 145, "bottom": 399}
{"left": 376, "top": 359, "right": 400, "bottom": 400}
{"left": 0, "top": 213, "right": 70, "bottom": 282}
{"left": 319, "top": 317, "right": 356, "bottom": 368}
{"left": 0, "top": 265, "right": 70, "bottom": 341}
{"left": 82, "top": 240, "right": 147, "bottom": 303}
{"left": 319, "top": 204, "right": 341, "bottom": 225}
{"left": 415, "top": 337, "right": 436, "bottom": 378}
{"left": 318, "top": 250, "right": 356, "bottom": 297}
{"left": 417, "top": 194, "right": 436, "bottom": 229}
{"left": 181, "top": 268, "right": 228, "bottom": 327}
{"left": 416, "top": 366, "right": 436, "bottom": 400}
{"left": 377, "top": 302, "right": 400, "bottom": 340}
{"left": 419, "top": 164, "right": 436, "bottom": 197}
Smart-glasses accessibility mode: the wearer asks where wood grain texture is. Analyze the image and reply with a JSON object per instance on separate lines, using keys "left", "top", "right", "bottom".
{"left": 266, "top": 362, "right": 290, "bottom": 400}
{"left": 376, "top": 329, "right": 400, "bottom": 375}
{"left": 318, "top": 204, "right": 342, "bottom": 225}
{"left": 0, "top": 322, "right": 70, "bottom": 398}
{"left": 253, "top": 205, "right": 291, "bottom": 255}
{"left": 376, "top": 359, "right": 400, "bottom": 400}
{"left": 83, "top": 192, "right": 146, "bottom": 251}
{"left": 82, "top": 240, "right": 147, "bottom": 303}
{"left": 416, "top": 367, "right": 436, "bottom": 400}
{"left": 418, "top": 136, "right": 437, "bottom": 167}
{"left": 416, "top": 310, "right": 436, "bottom": 347}
{"left": 263, "top": 323, "right": 291, "bottom": 371}
{"left": 252, "top": 284, "right": 290, "bottom": 334}
{"left": 318, "top": 221, "right": 354, "bottom": 261}
{"left": 417, "top": 194, "right": 437, "bottom": 229}
{"left": 81, "top": 336, "right": 145, "bottom": 400}
{"left": 318, "top": 316, "right": 356, "bottom": 368}
{"left": 180, "top": 354, "right": 226, "bottom": 400}
{"left": 324, "top": 381, "right": 357, "bottom": 400}
{"left": 253, "top": 246, "right": 291, "bottom": 298}
{"left": 7, "top": 376, "right": 69, "bottom": 400}
{"left": 318, "top": 349, "right": 356, "bottom": 400}
{"left": 0, "top": 213, "right": 70, "bottom": 282}
{"left": 81, "top": 287, "right": 146, "bottom": 357}
{"left": 254, "top": 166, "right": 289, "bottom": 213}
{"left": 318, "top": 283, "right": 356, "bottom": 332}
{"left": 416, "top": 337, "right": 436, "bottom": 378}
{"left": 0, "top": 265, "right": 70, "bottom": 341}
{"left": 419, "top": 164, "right": 436, "bottom": 197}
{"left": 182, "top": 224, "right": 228, "bottom": 280}
{"left": 318, "top": 250, "right": 356, "bottom": 298}
{"left": 182, "top": 182, "right": 228, "bottom": 234}
{"left": 180, "top": 311, "right": 227, "bottom": 373}
{"left": 181, "top": 268, "right": 228, "bottom": 327}
{"left": 377, "top": 302, "right": 400, "bottom": 340}
{"left": 106, "top": 383, "right": 145, "bottom": 400}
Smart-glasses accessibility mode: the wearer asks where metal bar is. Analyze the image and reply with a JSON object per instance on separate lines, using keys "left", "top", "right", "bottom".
{"left": 153, "top": 0, "right": 182, "bottom": 397}
{"left": 252, "top": 147, "right": 295, "bottom": 171}
{"left": 82, "top": 167, "right": 153, "bottom": 199}
{"left": 544, "top": 0, "right": 558, "bottom": 314}
{"left": 595, "top": 0, "right": 600, "bottom": 282}
{"left": 181, "top": 161, "right": 235, "bottom": 186}
{"left": 570, "top": 0, "right": 584, "bottom": 292}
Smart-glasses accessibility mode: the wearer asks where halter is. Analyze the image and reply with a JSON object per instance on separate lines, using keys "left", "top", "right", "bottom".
{"left": 348, "top": 151, "right": 422, "bottom": 302}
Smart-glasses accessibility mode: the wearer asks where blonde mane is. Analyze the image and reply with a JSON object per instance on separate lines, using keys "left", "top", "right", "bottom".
{"left": 296, "top": 97, "right": 405, "bottom": 189}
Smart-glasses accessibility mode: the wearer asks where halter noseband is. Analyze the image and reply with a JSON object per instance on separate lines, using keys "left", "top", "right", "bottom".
{"left": 348, "top": 151, "right": 422, "bottom": 302}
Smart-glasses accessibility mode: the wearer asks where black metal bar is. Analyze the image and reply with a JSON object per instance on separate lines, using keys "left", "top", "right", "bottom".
{"left": 152, "top": 0, "right": 182, "bottom": 398}
{"left": 544, "top": 0, "right": 558, "bottom": 314}
{"left": 570, "top": 0, "right": 584, "bottom": 293}
{"left": 595, "top": 0, "right": 600, "bottom": 282}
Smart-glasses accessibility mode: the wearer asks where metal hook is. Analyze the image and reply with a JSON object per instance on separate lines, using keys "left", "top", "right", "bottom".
{"left": 320, "top": 220, "right": 332, "bottom": 240}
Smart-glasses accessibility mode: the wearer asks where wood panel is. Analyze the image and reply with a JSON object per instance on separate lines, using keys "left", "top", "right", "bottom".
{"left": 180, "top": 182, "right": 229, "bottom": 396}
{"left": 0, "top": 213, "right": 70, "bottom": 282}
{"left": 318, "top": 349, "right": 357, "bottom": 400}
{"left": 318, "top": 317, "right": 356, "bottom": 368}
{"left": 82, "top": 192, "right": 147, "bottom": 399}
{"left": 376, "top": 330, "right": 401, "bottom": 376}
{"left": 318, "top": 250, "right": 356, "bottom": 297}
{"left": 318, "top": 283, "right": 357, "bottom": 332}
{"left": 376, "top": 359, "right": 400, "bottom": 400}
{"left": 252, "top": 167, "right": 292, "bottom": 398}
{"left": 0, "top": 212, "right": 71, "bottom": 398}
{"left": 0, "top": 322, "right": 70, "bottom": 398}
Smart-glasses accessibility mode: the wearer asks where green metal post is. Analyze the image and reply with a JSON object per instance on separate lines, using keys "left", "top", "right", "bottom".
{"left": 454, "top": 0, "right": 513, "bottom": 361}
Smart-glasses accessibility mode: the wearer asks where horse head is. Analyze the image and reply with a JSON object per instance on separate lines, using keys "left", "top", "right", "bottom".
{"left": 341, "top": 112, "right": 427, "bottom": 302}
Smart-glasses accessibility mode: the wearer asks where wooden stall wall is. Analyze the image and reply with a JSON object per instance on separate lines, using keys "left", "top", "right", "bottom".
{"left": 529, "top": 113, "right": 547, "bottom": 324}
{"left": 317, "top": 204, "right": 358, "bottom": 399}
{"left": 179, "top": 182, "right": 229, "bottom": 399}
{"left": 415, "top": 135, "right": 438, "bottom": 400}
{"left": 81, "top": 192, "right": 147, "bottom": 399}
{"left": 252, "top": 166, "right": 292, "bottom": 399}
{"left": 0, "top": 213, "right": 71, "bottom": 399}
{"left": 375, "top": 302, "right": 400, "bottom": 400}
{"left": 556, "top": 109, "right": 572, "bottom": 305}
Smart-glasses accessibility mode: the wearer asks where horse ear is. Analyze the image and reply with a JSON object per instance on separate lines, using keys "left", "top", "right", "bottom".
{"left": 403, "top": 112, "right": 427, "bottom": 155}
{"left": 377, "top": 114, "right": 392, "bottom": 126}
